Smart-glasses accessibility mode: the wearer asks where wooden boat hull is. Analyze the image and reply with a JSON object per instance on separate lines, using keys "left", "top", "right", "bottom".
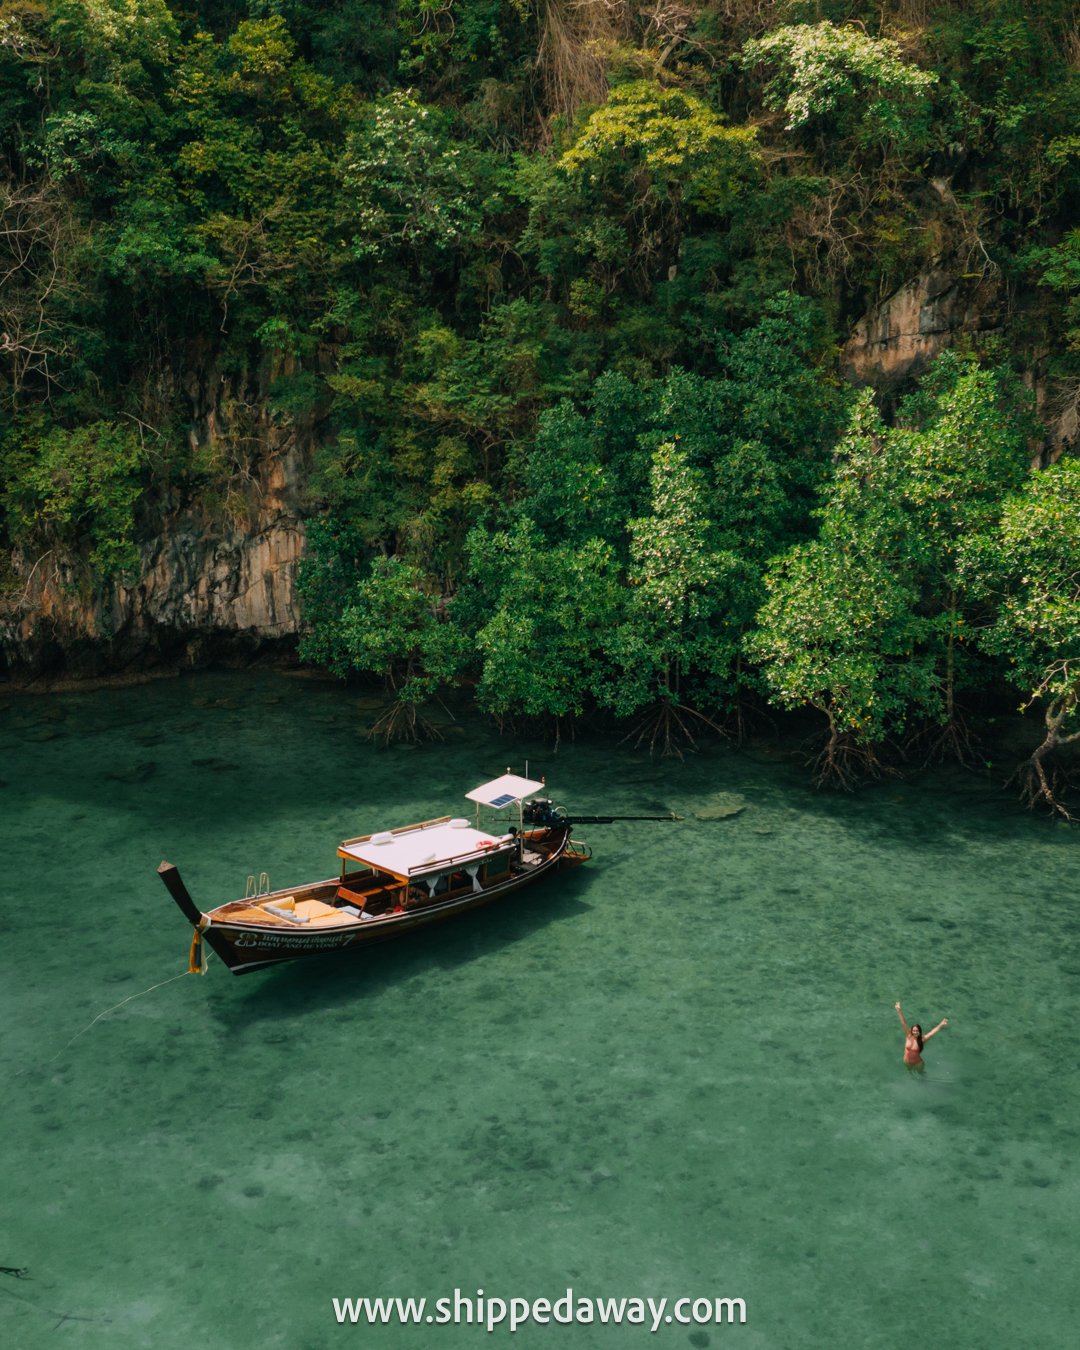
{"left": 197, "top": 827, "right": 584, "bottom": 975}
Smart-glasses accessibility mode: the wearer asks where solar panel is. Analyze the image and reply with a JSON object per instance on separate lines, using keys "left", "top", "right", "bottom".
{"left": 489, "top": 792, "right": 516, "bottom": 808}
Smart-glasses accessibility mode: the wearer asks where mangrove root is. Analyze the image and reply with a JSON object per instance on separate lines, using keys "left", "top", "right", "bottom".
{"left": 620, "top": 700, "right": 726, "bottom": 759}
{"left": 368, "top": 700, "right": 445, "bottom": 746}
{"left": 810, "top": 728, "right": 894, "bottom": 791}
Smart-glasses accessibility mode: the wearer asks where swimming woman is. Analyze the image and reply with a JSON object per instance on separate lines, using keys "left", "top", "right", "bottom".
{"left": 894, "top": 1001, "right": 947, "bottom": 1071}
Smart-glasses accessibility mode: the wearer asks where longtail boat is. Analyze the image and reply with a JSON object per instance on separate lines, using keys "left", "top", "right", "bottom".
{"left": 158, "top": 773, "right": 678, "bottom": 976}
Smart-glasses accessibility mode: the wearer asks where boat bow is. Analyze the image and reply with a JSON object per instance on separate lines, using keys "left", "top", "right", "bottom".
{"left": 158, "top": 861, "right": 210, "bottom": 973}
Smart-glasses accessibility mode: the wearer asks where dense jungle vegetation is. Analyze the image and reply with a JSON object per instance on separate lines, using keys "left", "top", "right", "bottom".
{"left": 1, "top": 2, "right": 1079, "bottom": 808}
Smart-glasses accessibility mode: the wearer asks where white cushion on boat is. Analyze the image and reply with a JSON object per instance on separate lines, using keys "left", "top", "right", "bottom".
{"left": 264, "top": 899, "right": 308, "bottom": 923}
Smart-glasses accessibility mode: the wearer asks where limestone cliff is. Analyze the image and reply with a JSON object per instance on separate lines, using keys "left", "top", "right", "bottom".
{"left": 0, "top": 374, "right": 315, "bottom": 682}
{"left": 841, "top": 258, "right": 1076, "bottom": 457}
{"left": 4, "top": 263, "right": 1073, "bottom": 682}
{"left": 840, "top": 260, "right": 1000, "bottom": 389}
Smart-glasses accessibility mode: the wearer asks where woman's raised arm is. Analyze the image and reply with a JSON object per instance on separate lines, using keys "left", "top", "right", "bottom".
{"left": 894, "top": 1002, "right": 909, "bottom": 1033}
{"left": 923, "top": 1018, "right": 949, "bottom": 1041}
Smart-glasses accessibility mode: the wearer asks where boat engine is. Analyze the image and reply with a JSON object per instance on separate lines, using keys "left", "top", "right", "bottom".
{"left": 522, "top": 798, "right": 568, "bottom": 827}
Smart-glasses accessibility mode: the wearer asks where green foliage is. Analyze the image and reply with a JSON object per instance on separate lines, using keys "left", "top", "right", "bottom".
{"left": 749, "top": 354, "right": 1034, "bottom": 767}
{"left": 1, "top": 419, "right": 148, "bottom": 575}
{"left": 520, "top": 79, "right": 761, "bottom": 328}
{"left": 40, "top": 109, "right": 139, "bottom": 181}
{"left": 925, "top": 0, "right": 1080, "bottom": 220}
{"left": 300, "top": 545, "right": 459, "bottom": 706}
{"left": 0, "top": 0, "right": 1074, "bottom": 794}
{"left": 1027, "top": 228, "right": 1080, "bottom": 349}
{"left": 960, "top": 455, "right": 1080, "bottom": 691}
{"left": 515, "top": 370, "right": 653, "bottom": 550}
{"left": 740, "top": 22, "right": 937, "bottom": 153}
{"left": 49, "top": 0, "right": 179, "bottom": 74}
{"left": 343, "top": 91, "right": 485, "bottom": 263}
{"left": 461, "top": 297, "right": 844, "bottom": 731}
{"left": 333, "top": 554, "right": 441, "bottom": 699}
{"left": 463, "top": 520, "right": 624, "bottom": 721}
{"left": 560, "top": 81, "right": 759, "bottom": 215}
{"left": 295, "top": 516, "right": 368, "bottom": 670}
{"left": 748, "top": 391, "right": 931, "bottom": 746}
{"left": 958, "top": 452, "right": 1080, "bottom": 810}
{"left": 610, "top": 439, "right": 742, "bottom": 717}
{"left": 748, "top": 536, "right": 932, "bottom": 739}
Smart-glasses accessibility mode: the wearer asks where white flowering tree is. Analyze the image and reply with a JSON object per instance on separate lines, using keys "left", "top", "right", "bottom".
{"left": 740, "top": 22, "right": 937, "bottom": 155}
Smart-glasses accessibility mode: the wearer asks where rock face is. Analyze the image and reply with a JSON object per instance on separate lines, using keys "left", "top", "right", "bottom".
{"left": 841, "top": 259, "right": 1076, "bottom": 459}
{"left": 3, "top": 265, "right": 1074, "bottom": 681}
{"left": 0, "top": 369, "right": 317, "bottom": 681}
{"left": 840, "top": 261, "right": 1000, "bottom": 389}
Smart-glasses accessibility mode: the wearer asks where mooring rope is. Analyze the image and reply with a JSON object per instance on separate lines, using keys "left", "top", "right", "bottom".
{"left": 0, "top": 1277, "right": 113, "bottom": 1330}
{"left": 14, "top": 966, "right": 200, "bottom": 1078}
{"left": 6, "top": 959, "right": 209, "bottom": 1326}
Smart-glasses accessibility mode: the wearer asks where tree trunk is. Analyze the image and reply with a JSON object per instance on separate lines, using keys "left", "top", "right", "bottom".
{"left": 1015, "top": 687, "right": 1080, "bottom": 820}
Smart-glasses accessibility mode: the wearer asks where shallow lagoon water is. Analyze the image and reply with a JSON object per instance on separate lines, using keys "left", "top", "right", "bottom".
{"left": 2, "top": 672, "right": 1078, "bottom": 1348}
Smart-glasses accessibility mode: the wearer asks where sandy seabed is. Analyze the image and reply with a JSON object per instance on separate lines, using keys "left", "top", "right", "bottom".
{"left": 2, "top": 672, "right": 1078, "bottom": 1348}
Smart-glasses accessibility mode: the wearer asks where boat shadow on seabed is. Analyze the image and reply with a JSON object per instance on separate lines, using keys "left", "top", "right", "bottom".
{"left": 203, "top": 867, "right": 595, "bottom": 1025}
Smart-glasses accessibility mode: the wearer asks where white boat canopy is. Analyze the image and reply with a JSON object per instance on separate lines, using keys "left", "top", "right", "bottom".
{"left": 338, "top": 819, "right": 514, "bottom": 880}
{"left": 466, "top": 773, "right": 545, "bottom": 809}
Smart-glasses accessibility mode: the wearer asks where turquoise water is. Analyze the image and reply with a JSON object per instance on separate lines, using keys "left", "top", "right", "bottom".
{"left": 2, "top": 672, "right": 1078, "bottom": 1348}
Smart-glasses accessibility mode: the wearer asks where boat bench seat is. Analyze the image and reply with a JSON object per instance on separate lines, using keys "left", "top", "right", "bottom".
{"left": 296, "top": 899, "right": 348, "bottom": 921}
{"left": 263, "top": 896, "right": 353, "bottom": 925}
{"left": 337, "top": 885, "right": 373, "bottom": 905}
